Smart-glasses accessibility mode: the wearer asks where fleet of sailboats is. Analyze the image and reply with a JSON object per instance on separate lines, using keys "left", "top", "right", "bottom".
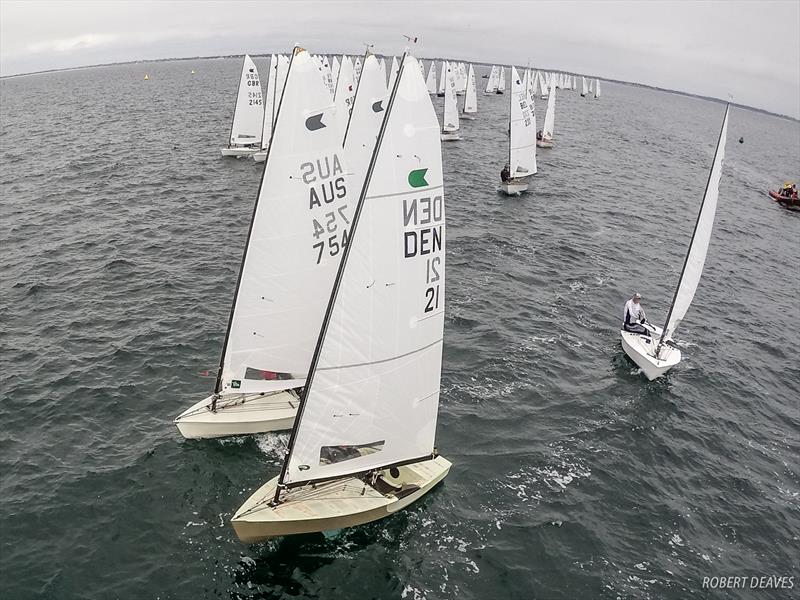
{"left": 201, "top": 47, "right": 730, "bottom": 542}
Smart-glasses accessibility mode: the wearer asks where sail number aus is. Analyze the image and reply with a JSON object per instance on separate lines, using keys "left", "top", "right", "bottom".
{"left": 303, "top": 154, "right": 349, "bottom": 265}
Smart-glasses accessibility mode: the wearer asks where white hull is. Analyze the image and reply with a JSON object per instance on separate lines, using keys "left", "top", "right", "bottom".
{"left": 461, "top": 113, "right": 477, "bottom": 120}
{"left": 232, "top": 456, "right": 452, "bottom": 543}
{"left": 440, "top": 131, "right": 460, "bottom": 141}
{"left": 619, "top": 330, "right": 681, "bottom": 380}
{"left": 536, "top": 139, "right": 553, "bottom": 148}
{"left": 252, "top": 149, "right": 268, "bottom": 162}
{"left": 174, "top": 391, "right": 299, "bottom": 439}
{"left": 499, "top": 179, "right": 529, "bottom": 195}
{"left": 221, "top": 146, "right": 259, "bottom": 157}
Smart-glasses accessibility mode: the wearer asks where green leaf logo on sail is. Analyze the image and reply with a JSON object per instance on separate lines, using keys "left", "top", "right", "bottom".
{"left": 408, "top": 168, "right": 428, "bottom": 188}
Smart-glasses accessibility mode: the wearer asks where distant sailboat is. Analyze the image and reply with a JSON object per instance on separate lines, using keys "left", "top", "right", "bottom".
{"left": 440, "top": 61, "right": 460, "bottom": 141}
{"left": 621, "top": 105, "right": 729, "bottom": 380}
{"left": 461, "top": 63, "right": 478, "bottom": 120}
{"left": 253, "top": 55, "right": 289, "bottom": 163}
{"left": 426, "top": 61, "right": 437, "bottom": 94}
{"left": 437, "top": 60, "right": 446, "bottom": 96}
{"left": 331, "top": 56, "right": 341, "bottom": 89}
{"left": 499, "top": 66, "right": 537, "bottom": 196}
{"left": 539, "top": 71, "right": 548, "bottom": 99}
{"left": 176, "top": 48, "right": 350, "bottom": 438}
{"left": 354, "top": 56, "right": 363, "bottom": 82}
{"left": 496, "top": 66, "right": 505, "bottom": 94}
{"left": 231, "top": 53, "right": 451, "bottom": 543}
{"left": 221, "top": 54, "right": 264, "bottom": 157}
{"left": 595, "top": 79, "right": 602, "bottom": 99}
{"left": 484, "top": 65, "right": 499, "bottom": 95}
{"left": 537, "top": 78, "right": 556, "bottom": 148}
{"left": 581, "top": 76, "right": 588, "bottom": 97}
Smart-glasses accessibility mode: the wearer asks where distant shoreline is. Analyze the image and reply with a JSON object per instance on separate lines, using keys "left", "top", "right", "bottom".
{"left": 2, "top": 53, "right": 797, "bottom": 123}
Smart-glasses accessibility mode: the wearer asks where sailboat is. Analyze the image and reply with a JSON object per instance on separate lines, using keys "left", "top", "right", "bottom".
{"left": 221, "top": 54, "right": 264, "bottom": 157}
{"left": 621, "top": 105, "right": 729, "bottom": 380}
{"left": 254, "top": 55, "right": 289, "bottom": 163}
{"left": 342, "top": 54, "right": 387, "bottom": 162}
{"left": 426, "top": 61, "right": 437, "bottom": 94}
{"left": 440, "top": 61, "right": 460, "bottom": 141}
{"left": 496, "top": 66, "right": 505, "bottom": 94}
{"left": 354, "top": 56, "right": 363, "bottom": 82}
{"left": 539, "top": 72, "right": 548, "bottom": 99}
{"left": 331, "top": 56, "right": 341, "bottom": 90}
{"left": 595, "top": 79, "right": 602, "bottom": 99}
{"left": 484, "top": 65, "right": 499, "bottom": 95}
{"left": 537, "top": 78, "right": 556, "bottom": 148}
{"left": 581, "top": 76, "right": 588, "bottom": 97}
{"left": 175, "top": 48, "right": 351, "bottom": 438}
{"left": 499, "top": 67, "right": 537, "bottom": 195}
{"left": 437, "top": 60, "right": 446, "bottom": 97}
{"left": 461, "top": 63, "right": 478, "bottom": 120}
{"left": 387, "top": 56, "right": 400, "bottom": 93}
{"left": 231, "top": 52, "right": 451, "bottom": 543}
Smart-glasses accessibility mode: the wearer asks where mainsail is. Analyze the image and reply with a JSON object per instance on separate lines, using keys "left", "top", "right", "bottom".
{"left": 509, "top": 66, "right": 537, "bottom": 178}
{"left": 216, "top": 48, "right": 350, "bottom": 397}
{"left": 333, "top": 56, "right": 356, "bottom": 141}
{"left": 229, "top": 54, "right": 263, "bottom": 146}
{"left": 442, "top": 61, "right": 459, "bottom": 132}
{"left": 485, "top": 65, "right": 499, "bottom": 94}
{"left": 260, "top": 54, "right": 277, "bottom": 150}
{"left": 280, "top": 54, "right": 445, "bottom": 487}
{"left": 463, "top": 64, "right": 477, "bottom": 114}
{"left": 542, "top": 78, "right": 556, "bottom": 140}
{"left": 658, "top": 105, "right": 729, "bottom": 349}
{"left": 426, "top": 61, "right": 437, "bottom": 94}
{"left": 497, "top": 66, "right": 506, "bottom": 92}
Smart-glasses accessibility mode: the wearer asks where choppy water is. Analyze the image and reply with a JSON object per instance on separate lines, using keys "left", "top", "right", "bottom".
{"left": 1, "top": 57, "right": 798, "bottom": 600}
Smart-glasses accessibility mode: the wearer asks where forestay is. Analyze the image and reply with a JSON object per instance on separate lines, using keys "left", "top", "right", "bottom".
{"left": 229, "top": 54, "right": 263, "bottom": 146}
{"left": 218, "top": 49, "right": 350, "bottom": 396}
{"left": 509, "top": 66, "right": 537, "bottom": 177}
{"left": 659, "top": 105, "right": 729, "bottom": 346}
{"left": 282, "top": 54, "right": 445, "bottom": 487}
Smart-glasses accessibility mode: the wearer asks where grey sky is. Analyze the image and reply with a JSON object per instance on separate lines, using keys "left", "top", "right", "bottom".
{"left": 1, "top": 0, "right": 798, "bottom": 118}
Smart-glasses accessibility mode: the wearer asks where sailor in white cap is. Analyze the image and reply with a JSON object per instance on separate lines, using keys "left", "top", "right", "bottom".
{"left": 622, "top": 292, "right": 649, "bottom": 336}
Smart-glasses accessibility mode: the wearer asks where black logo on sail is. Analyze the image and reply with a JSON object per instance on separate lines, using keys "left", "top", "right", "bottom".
{"left": 371, "top": 100, "right": 384, "bottom": 113}
{"left": 305, "top": 113, "right": 326, "bottom": 131}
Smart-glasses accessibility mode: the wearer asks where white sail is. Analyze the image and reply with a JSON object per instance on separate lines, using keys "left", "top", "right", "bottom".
{"left": 509, "top": 66, "right": 537, "bottom": 178}
{"left": 442, "top": 61, "right": 459, "bottom": 132}
{"left": 218, "top": 49, "right": 350, "bottom": 397}
{"left": 573, "top": 76, "right": 577, "bottom": 89}
{"left": 283, "top": 54, "right": 445, "bottom": 486}
{"left": 331, "top": 56, "right": 341, "bottom": 90}
{"left": 274, "top": 55, "right": 290, "bottom": 129}
{"left": 526, "top": 68, "right": 537, "bottom": 135}
{"left": 260, "top": 54, "right": 277, "bottom": 150}
{"left": 485, "top": 65, "right": 499, "bottom": 93}
{"left": 387, "top": 56, "right": 400, "bottom": 93}
{"left": 463, "top": 64, "right": 477, "bottom": 114}
{"left": 595, "top": 79, "right": 602, "bottom": 98}
{"left": 457, "top": 62, "right": 467, "bottom": 94}
{"left": 229, "top": 54, "right": 263, "bottom": 146}
{"left": 589, "top": 79, "right": 593, "bottom": 93}
{"left": 333, "top": 56, "right": 356, "bottom": 141}
{"left": 497, "top": 66, "right": 505, "bottom": 92}
{"left": 660, "top": 105, "right": 728, "bottom": 345}
{"left": 426, "top": 61, "right": 437, "bottom": 94}
{"left": 539, "top": 71, "right": 548, "bottom": 98}
{"left": 322, "top": 56, "right": 335, "bottom": 97}
{"left": 581, "top": 76, "right": 588, "bottom": 96}
{"left": 542, "top": 78, "right": 556, "bottom": 140}
{"left": 378, "top": 58, "right": 387, "bottom": 84}
{"left": 342, "top": 55, "right": 387, "bottom": 174}
{"left": 438, "top": 60, "right": 446, "bottom": 94}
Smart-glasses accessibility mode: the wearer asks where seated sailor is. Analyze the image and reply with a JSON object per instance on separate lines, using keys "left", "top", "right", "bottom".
{"left": 623, "top": 292, "right": 649, "bottom": 336}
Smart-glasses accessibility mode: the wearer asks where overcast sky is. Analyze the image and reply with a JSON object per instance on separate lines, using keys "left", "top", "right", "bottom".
{"left": 1, "top": 0, "right": 798, "bottom": 118}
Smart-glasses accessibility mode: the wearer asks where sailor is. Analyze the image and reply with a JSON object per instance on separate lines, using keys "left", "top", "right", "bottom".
{"left": 500, "top": 164, "right": 511, "bottom": 182}
{"left": 623, "top": 292, "right": 649, "bottom": 336}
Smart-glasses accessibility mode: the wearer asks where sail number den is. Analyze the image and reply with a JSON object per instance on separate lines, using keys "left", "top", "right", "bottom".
{"left": 403, "top": 194, "right": 444, "bottom": 314}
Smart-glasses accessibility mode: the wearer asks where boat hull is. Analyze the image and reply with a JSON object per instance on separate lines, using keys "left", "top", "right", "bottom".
{"left": 536, "top": 139, "right": 554, "bottom": 148}
{"left": 231, "top": 456, "right": 452, "bottom": 543}
{"left": 461, "top": 113, "right": 477, "bottom": 120}
{"left": 252, "top": 149, "right": 268, "bottom": 163}
{"left": 221, "top": 146, "right": 260, "bottom": 157}
{"left": 619, "top": 330, "right": 681, "bottom": 380}
{"left": 174, "top": 391, "right": 299, "bottom": 439}
{"left": 440, "top": 131, "right": 460, "bottom": 141}
{"left": 768, "top": 190, "right": 799, "bottom": 209}
{"left": 499, "top": 179, "right": 529, "bottom": 195}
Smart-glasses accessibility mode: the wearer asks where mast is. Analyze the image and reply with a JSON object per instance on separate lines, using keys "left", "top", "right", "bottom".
{"left": 274, "top": 51, "right": 411, "bottom": 504}
{"left": 213, "top": 48, "right": 300, "bottom": 398}
{"left": 655, "top": 103, "right": 729, "bottom": 357}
